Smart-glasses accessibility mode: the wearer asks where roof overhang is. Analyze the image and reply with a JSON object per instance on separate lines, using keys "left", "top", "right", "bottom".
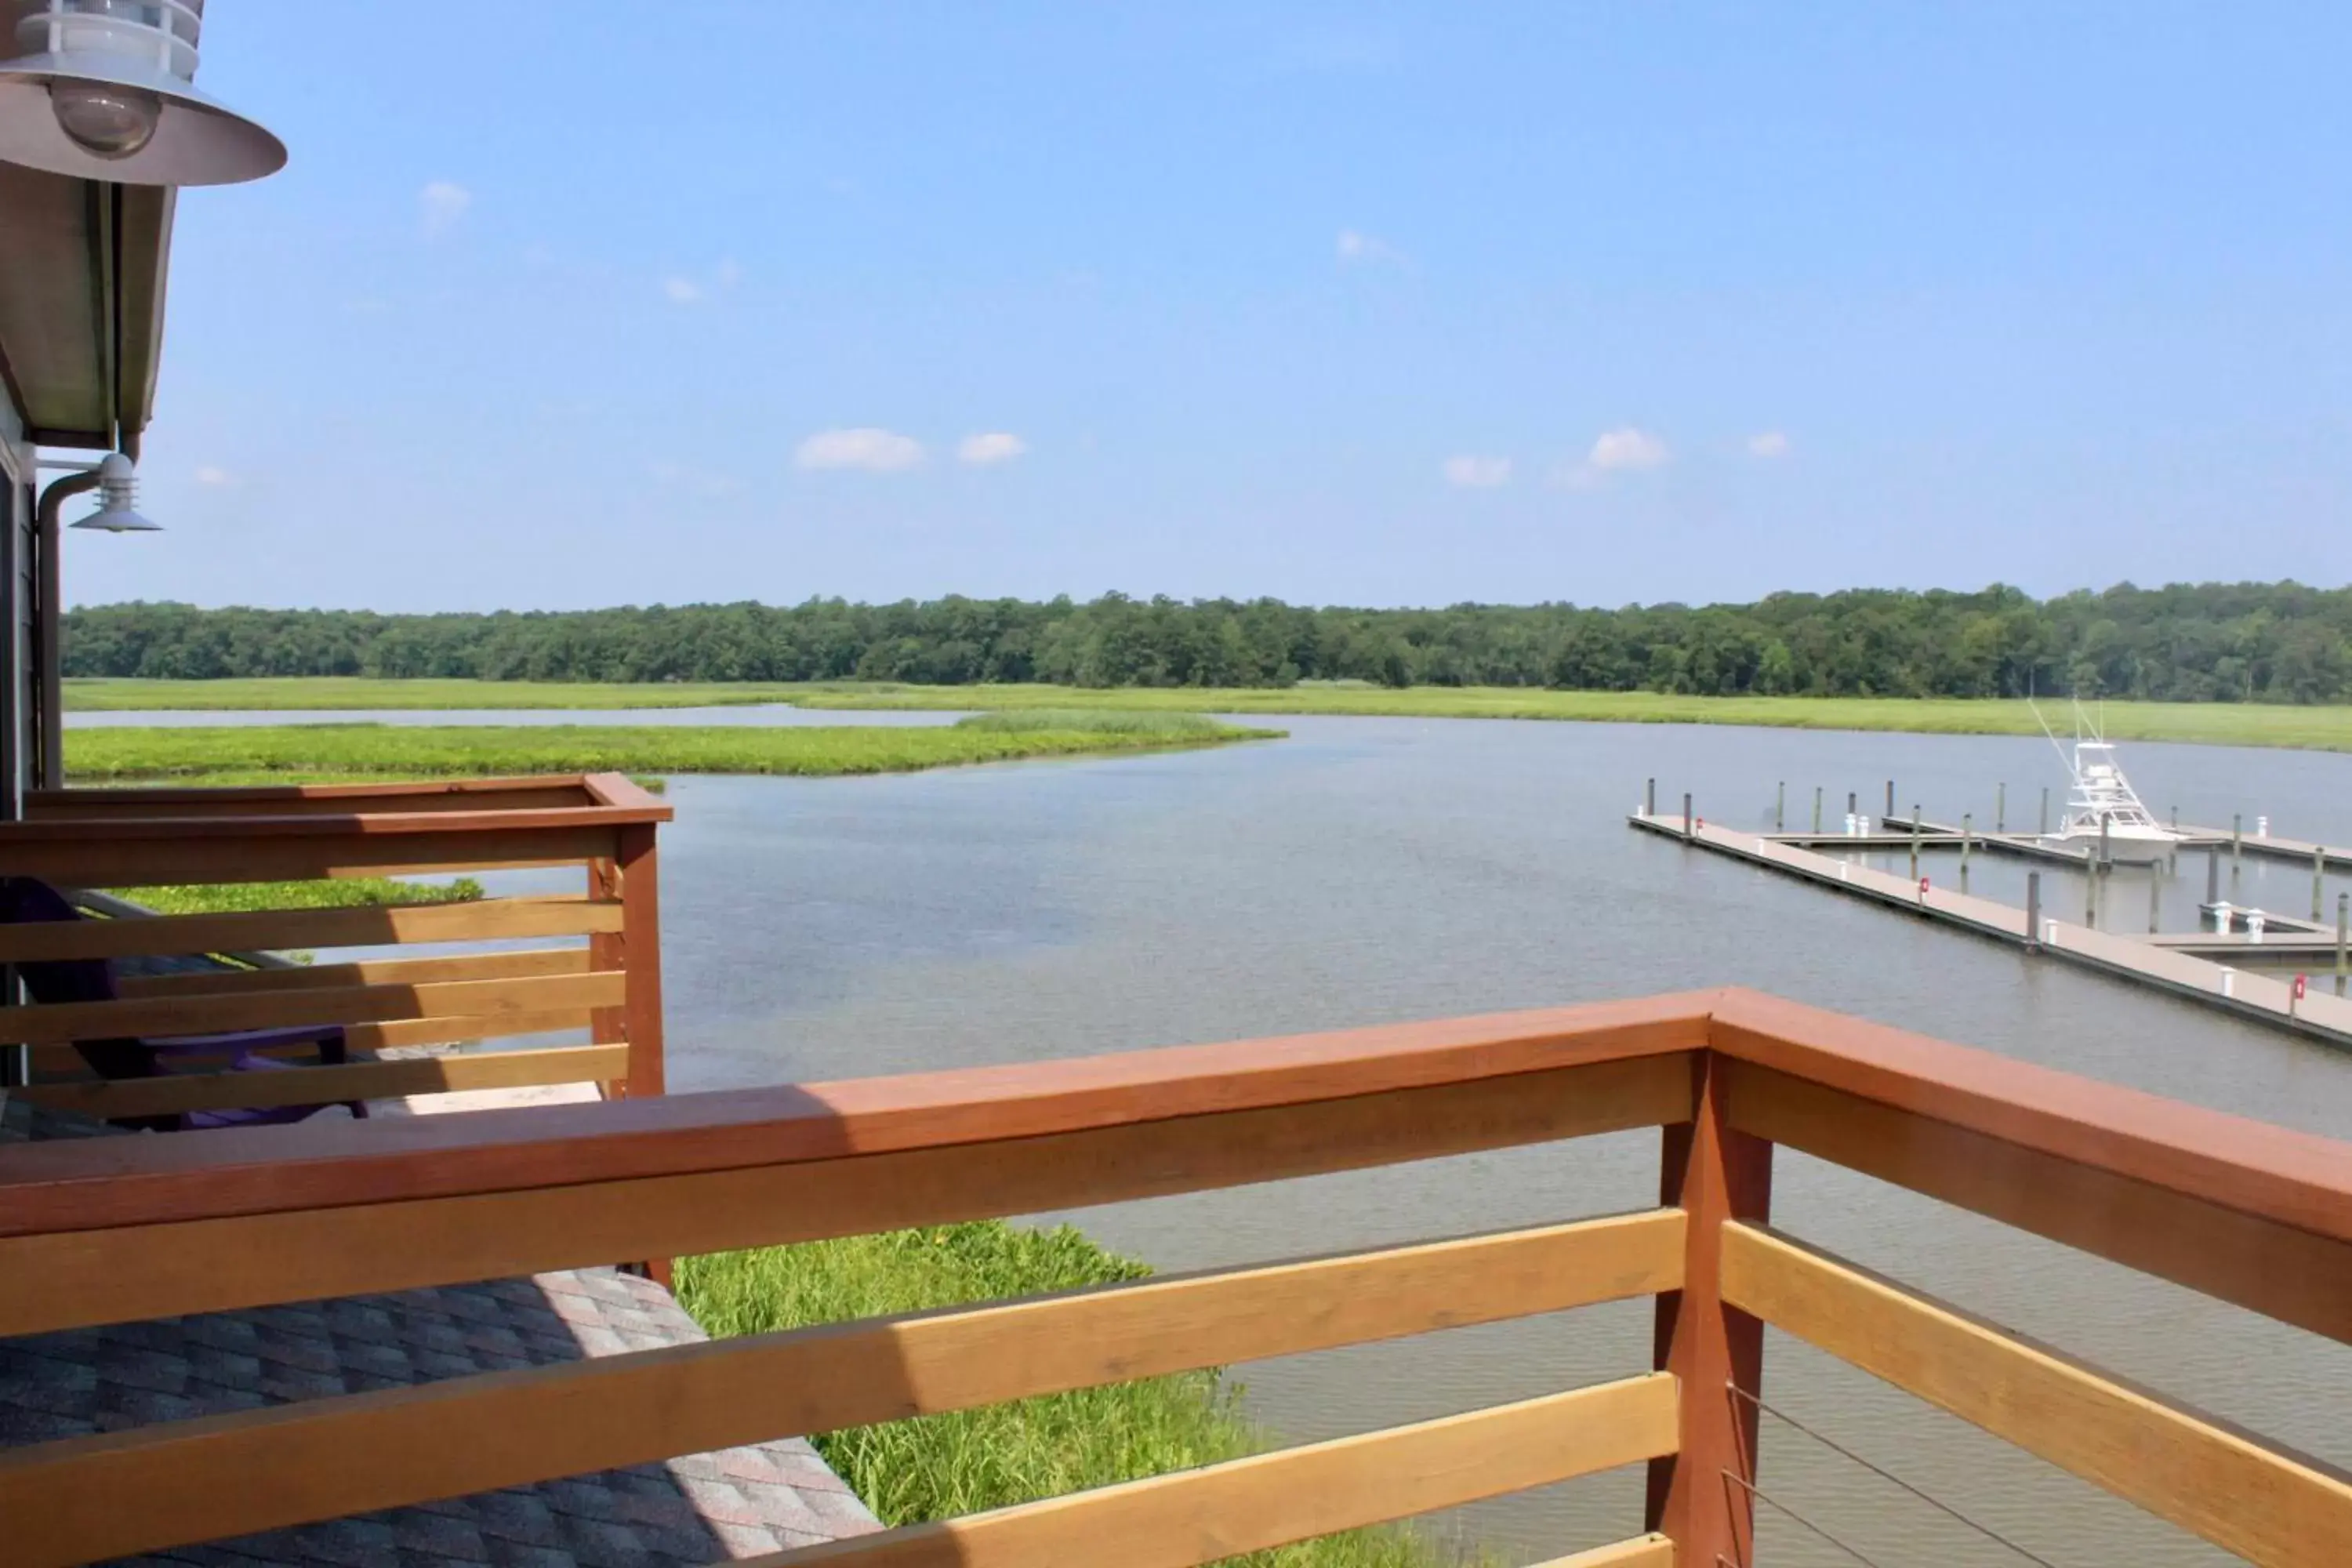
{"left": 0, "top": 159, "right": 174, "bottom": 450}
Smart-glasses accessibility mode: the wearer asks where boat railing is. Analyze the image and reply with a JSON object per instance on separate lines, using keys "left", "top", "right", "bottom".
{"left": 0, "top": 773, "right": 670, "bottom": 1125}
{"left": 0, "top": 987, "right": 2344, "bottom": 1566}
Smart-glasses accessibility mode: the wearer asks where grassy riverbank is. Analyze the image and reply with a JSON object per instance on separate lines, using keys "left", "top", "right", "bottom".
{"left": 114, "top": 877, "right": 484, "bottom": 915}
{"left": 60, "top": 712, "right": 1276, "bottom": 786}
{"left": 677, "top": 1223, "right": 1489, "bottom": 1567}
{"left": 65, "top": 676, "right": 2352, "bottom": 750}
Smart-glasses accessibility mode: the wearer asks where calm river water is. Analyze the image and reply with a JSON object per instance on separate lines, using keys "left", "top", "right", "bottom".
{"left": 85, "top": 710, "right": 2352, "bottom": 1565}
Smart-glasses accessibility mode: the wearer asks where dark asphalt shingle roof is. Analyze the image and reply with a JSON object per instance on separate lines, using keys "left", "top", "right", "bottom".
{"left": 1, "top": 1095, "right": 883, "bottom": 1566}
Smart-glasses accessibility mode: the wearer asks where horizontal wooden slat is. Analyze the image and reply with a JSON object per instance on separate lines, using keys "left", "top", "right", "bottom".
{"left": 30, "top": 775, "right": 601, "bottom": 807}
{"left": 26, "top": 1007, "right": 595, "bottom": 1073}
{"left": 1720, "top": 1221, "right": 2352, "bottom": 1568}
{"left": 0, "top": 1053, "right": 1690, "bottom": 1334}
{"left": 30, "top": 786, "right": 599, "bottom": 818}
{"left": 0, "top": 825, "right": 626, "bottom": 886}
{"left": 114, "top": 947, "right": 592, "bottom": 999}
{"left": 1709, "top": 989, "right": 2352, "bottom": 1247}
{"left": 0, "top": 970, "right": 625, "bottom": 1046}
{"left": 0, "top": 1210, "right": 1682, "bottom": 1565}
{"left": 12, "top": 1045, "right": 628, "bottom": 1121}
{"left": 1530, "top": 1537, "right": 1675, "bottom": 1568}
{"left": 749, "top": 1374, "right": 1679, "bottom": 1567}
{"left": 0, "top": 993, "right": 1712, "bottom": 1238}
{"left": 0, "top": 895, "right": 621, "bottom": 964}
{"left": 1722, "top": 1060, "right": 2352, "bottom": 1345}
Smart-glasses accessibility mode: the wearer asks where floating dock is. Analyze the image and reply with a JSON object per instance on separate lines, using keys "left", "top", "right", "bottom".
{"left": 1629, "top": 808, "right": 2352, "bottom": 1052}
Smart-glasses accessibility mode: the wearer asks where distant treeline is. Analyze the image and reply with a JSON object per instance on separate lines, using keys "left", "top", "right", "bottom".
{"left": 59, "top": 583, "right": 2352, "bottom": 701}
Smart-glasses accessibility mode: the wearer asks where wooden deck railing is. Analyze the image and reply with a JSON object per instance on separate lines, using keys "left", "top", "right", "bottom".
{"left": 0, "top": 773, "right": 669, "bottom": 1123}
{"left": 0, "top": 988, "right": 2346, "bottom": 1566}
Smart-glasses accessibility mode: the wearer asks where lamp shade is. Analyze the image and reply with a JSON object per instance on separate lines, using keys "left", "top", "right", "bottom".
{"left": 0, "top": 2, "right": 283, "bottom": 185}
{"left": 69, "top": 452, "right": 161, "bottom": 532}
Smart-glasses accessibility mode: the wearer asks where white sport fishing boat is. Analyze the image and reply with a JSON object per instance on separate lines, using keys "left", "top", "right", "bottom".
{"left": 2035, "top": 699, "right": 2179, "bottom": 861}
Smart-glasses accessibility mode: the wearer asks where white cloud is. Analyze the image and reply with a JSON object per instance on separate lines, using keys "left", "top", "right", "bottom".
{"left": 1747, "top": 430, "right": 1791, "bottom": 459}
{"left": 1587, "top": 426, "right": 1670, "bottom": 472}
{"left": 662, "top": 276, "right": 704, "bottom": 305}
{"left": 714, "top": 256, "right": 744, "bottom": 289}
{"left": 795, "top": 427, "right": 926, "bottom": 473}
{"left": 1336, "top": 228, "right": 1410, "bottom": 268}
{"left": 193, "top": 465, "right": 236, "bottom": 488}
{"left": 1443, "top": 455, "right": 1512, "bottom": 488}
{"left": 1552, "top": 426, "right": 1672, "bottom": 488}
{"left": 419, "top": 180, "right": 471, "bottom": 237}
{"left": 958, "top": 432, "right": 1028, "bottom": 466}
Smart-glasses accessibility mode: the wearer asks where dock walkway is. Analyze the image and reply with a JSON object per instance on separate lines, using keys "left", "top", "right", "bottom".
{"left": 1631, "top": 811, "right": 2352, "bottom": 1051}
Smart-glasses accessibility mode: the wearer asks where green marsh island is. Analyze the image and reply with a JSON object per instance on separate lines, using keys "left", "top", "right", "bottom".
{"left": 64, "top": 674, "right": 2352, "bottom": 753}
{"left": 62, "top": 710, "right": 1279, "bottom": 788}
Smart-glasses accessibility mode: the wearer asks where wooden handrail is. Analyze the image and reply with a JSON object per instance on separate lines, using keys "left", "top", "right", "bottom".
{"left": 2, "top": 987, "right": 2347, "bottom": 1566}
{"left": 0, "top": 775, "right": 668, "bottom": 1125}
{"left": 0, "top": 1055, "right": 1689, "bottom": 1334}
{"left": 1711, "top": 989, "right": 2352, "bottom": 1244}
{"left": 0, "top": 993, "right": 1715, "bottom": 1236}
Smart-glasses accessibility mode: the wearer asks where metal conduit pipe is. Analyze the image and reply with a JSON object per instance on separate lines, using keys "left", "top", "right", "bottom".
{"left": 34, "top": 466, "right": 100, "bottom": 789}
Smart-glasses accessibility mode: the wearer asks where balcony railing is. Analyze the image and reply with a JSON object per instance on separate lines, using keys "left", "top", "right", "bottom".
{"left": 0, "top": 773, "right": 670, "bottom": 1124}
{"left": 0, "top": 989, "right": 2345, "bottom": 1566}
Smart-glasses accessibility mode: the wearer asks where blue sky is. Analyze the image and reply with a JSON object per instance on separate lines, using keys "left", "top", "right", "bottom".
{"left": 68, "top": 3, "right": 2352, "bottom": 612}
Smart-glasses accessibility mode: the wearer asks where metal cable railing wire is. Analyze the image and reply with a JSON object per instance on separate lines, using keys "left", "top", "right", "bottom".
{"left": 1718, "top": 1470, "right": 1889, "bottom": 1568}
{"left": 1727, "top": 1381, "right": 2066, "bottom": 1568}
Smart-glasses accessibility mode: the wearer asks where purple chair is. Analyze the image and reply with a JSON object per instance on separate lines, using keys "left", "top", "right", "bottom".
{"left": 2, "top": 877, "right": 368, "bottom": 1131}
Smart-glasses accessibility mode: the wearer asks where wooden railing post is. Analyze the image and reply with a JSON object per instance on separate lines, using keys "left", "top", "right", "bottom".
{"left": 615, "top": 822, "right": 665, "bottom": 1102}
{"left": 1646, "top": 1050, "right": 1773, "bottom": 1566}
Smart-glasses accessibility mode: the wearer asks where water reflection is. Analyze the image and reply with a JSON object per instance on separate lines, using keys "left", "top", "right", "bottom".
{"left": 639, "top": 715, "right": 2350, "bottom": 1565}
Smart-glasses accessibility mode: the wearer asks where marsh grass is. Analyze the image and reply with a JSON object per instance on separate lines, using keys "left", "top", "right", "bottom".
{"left": 677, "top": 1223, "right": 1492, "bottom": 1568}
{"left": 60, "top": 715, "right": 1276, "bottom": 785}
{"left": 67, "top": 676, "right": 2352, "bottom": 750}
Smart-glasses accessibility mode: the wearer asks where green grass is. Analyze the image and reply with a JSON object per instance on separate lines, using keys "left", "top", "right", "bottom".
{"left": 64, "top": 677, "right": 812, "bottom": 711}
{"left": 66, "top": 677, "right": 2352, "bottom": 750}
{"left": 110, "top": 877, "right": 485, "bottom": 916}
{"left": 59, "top": 713, "right": 1278, "bottom": 786}
{"left": 677, "top": 1223, "right": 1490, "bottom": 1567}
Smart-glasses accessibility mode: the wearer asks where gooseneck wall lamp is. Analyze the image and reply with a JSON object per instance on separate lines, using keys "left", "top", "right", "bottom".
{"left": 0, "top": 0, "right": 284, "bottom": 184}
{"left": 38, "top": 452, "right": 159, "bottom": 532}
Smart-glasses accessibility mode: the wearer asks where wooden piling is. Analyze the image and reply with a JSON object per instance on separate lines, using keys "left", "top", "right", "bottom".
{"left": 1885, "top": 779, "right": 1895, "bottom": 818}
{"left": 2337, "top": 892, "right": 2347, "bottom": 998}
{"left": 2315, "top": 846, "right": 2327, "bottom": 923}
{"left": 2085, "top": 855, "right": 2098, "bottom": 927}
{"left": 1682, "top": 792, "right": 1693, "bottom": 843}
{"left": 1645, "top": 778, "right": 1655, "bottom": 817}
{"left": 2234, "top": 813, "right": 2243, "bottom": 877}
{"left": 2208, "top": 847, "right": 2220, "bottom": 906}
{"left": 2026, "top": 871, "right": 2041, "bottom": 949}
{"left": 1812, "top": 786, "right": 1823, "bottom": 834}
{"left": 1960, "top": 814, "right": 1973, "bottom": 869}
{"left": 2040, "top": 786, "right": 2049, "bottom": 837}
{"left": 1996, "top": 782, "right": 2005, "bottom": 834}
{"left": 1910, "top": 806, "right": 1922, "bottom": 878}
{"left": 1776, "top": 782, "right": 1785, "bottom": 833}
{"left": 2149, "top": 861, "right": 2162, "bottom": 934}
